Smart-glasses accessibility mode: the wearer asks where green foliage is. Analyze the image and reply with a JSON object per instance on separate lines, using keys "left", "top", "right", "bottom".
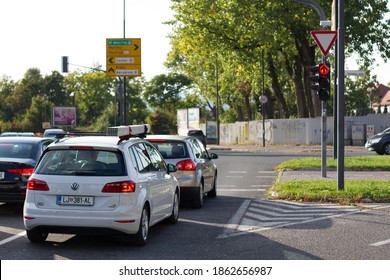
{"left": 272, "top": 154, "right": 390, "bottom": 203}
{"left": 271, "top": 179, "right": 390, "bottom": 203}
{"left": 167, "top": 0, "right": 390, "bottom": 121}
{"left": 143, "top": 73, "right": 195, "bottom": 112}
{"left": 147, "top": 111, "right": 177, "bottom": 134}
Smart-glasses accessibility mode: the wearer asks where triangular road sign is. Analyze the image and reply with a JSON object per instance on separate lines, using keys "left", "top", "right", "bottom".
{"left": 311, "top": 31, "right": 338, "bottom": 56}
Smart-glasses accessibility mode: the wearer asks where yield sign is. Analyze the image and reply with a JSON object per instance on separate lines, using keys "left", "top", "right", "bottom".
{"left": 310, "top": 31, "right": 338, "bottom": 56}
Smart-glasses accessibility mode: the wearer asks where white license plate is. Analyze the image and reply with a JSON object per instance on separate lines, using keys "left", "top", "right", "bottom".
{"left": 57, "top": 195, "right": 94, "bottom": 206}
{"left": 0, "top": 172, "right": 4, "bottom": 180}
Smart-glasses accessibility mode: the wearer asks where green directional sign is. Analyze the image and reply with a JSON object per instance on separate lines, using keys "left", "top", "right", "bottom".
{"left": 107, "top": 39, "right": 133, "bottom": 46}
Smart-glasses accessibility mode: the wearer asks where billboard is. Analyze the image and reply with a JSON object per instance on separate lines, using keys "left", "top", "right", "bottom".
{"left": 52, "top": 107, "right": 76, "bottom": 126}
{"left": 177, "top": 108, "right": 200, "bottom": 135}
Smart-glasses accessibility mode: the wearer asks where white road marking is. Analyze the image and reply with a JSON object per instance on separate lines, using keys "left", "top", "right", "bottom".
{"left": 0, "top": 230, "right": 26, "bottom": 246}
{"left": 370, "top": 239, "right": 390, "bottom": 247}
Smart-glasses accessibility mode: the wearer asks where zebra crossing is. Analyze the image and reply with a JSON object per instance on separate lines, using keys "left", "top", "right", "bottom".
{"left": 218, "top": 199, "right": 360, "bottom": 238}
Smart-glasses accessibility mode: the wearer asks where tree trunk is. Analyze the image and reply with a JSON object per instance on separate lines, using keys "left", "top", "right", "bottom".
{"left": 267, "top": 53, "right": 289, "bottom": 118}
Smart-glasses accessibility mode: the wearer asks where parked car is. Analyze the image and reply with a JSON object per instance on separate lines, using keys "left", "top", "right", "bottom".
{"left": 0, "top": 137, "right": 54, "bottom": 203}
{"left": 0, "top": 132, "right": 35, "bottom": 137}
{"left": 365, "top": 127, "right": 390, "bottom": 155}
{"left": 187, "top": 129, "right": 207, "bottom": 147}
{"left": 43, "top": 128, "right": 65, "bottom": 138}
{"left": 24, "top": 125, "right": 179, "bottom": 245}
{"left": 147, "top": 135, "right": 218, "bottom": 208}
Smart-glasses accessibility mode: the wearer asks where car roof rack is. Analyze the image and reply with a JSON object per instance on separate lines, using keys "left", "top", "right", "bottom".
{"left": 52, "top": 125, "right": 150, "bottom": 144}
{"left": 117, "top": 124, "right": 151, "bottom": 143}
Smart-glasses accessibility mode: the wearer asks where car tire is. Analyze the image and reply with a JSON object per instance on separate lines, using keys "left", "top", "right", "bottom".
{"left": 193, "top": 181, "right": 204, "bottom": 208}
{"left": 208, "top": 175, "right": 217, "bottom": 198}
{"left": 383, "top": 143, "right": 390, "bottom": 155}
{"left": 133, "top": 206, "right": 149, "bottom": 246}
{"left": 165, "top": 189, "right": 180, "bottom": 224}
{"left": 26, "top": 229, "right": 48, "bottom": 243}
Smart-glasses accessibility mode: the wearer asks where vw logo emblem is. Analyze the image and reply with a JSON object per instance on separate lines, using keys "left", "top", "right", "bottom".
{"left": 71, "top": 182, "right": 80, "bottom": 191}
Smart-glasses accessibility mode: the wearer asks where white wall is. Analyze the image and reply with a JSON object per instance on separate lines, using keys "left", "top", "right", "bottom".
{"left": 207, "top": 114, "right": 390, "bottom": 146}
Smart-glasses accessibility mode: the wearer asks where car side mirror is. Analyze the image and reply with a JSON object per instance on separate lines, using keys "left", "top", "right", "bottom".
{"left": 209, "top": 153, "right": 218, "bottom": 159}
{"left": 167, "top": 163, "right": 178, "bottom": 174}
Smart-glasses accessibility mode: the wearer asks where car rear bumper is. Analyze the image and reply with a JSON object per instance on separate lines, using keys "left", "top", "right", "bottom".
{"left": 23, "top": 204, "right": 141, "bottom": 234}
{"left": 0, "top": 191, "right": 26, "bottom": 203}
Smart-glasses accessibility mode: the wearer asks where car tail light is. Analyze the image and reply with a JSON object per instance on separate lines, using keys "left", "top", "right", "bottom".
{"left": 27, "top": 179, "right": 49, "bottom": 191}
{"left": 148, "top": 139, "right": 167, "bottom": 143}
{"left": 102, "top": 181, "right": 136, "bottom": 193}
{"left": 8, "top": 168, "right": 35, "bottom": 176}
{"left": 176, "top": 160, "right": 196, "bottom": 171}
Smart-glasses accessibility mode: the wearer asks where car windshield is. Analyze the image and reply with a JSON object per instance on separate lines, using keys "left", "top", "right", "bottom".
{"left": 150, "top": 141, "right": 188, "bottom": 159}
{"left": 35, "top": 149, "right": 126, "bottom": 176}
{"left": 0, "top": 143, "right": 34, "bottom": 158}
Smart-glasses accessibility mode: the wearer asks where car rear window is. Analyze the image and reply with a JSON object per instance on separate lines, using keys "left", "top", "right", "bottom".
{"left": 149, "top": 141, "right": 188, "bottom": 159}
{"left": 35, "top": 149, "right": 126, "bottom": 176}
{"left": 0, "top": 143, "right": 34, "bottom": 158}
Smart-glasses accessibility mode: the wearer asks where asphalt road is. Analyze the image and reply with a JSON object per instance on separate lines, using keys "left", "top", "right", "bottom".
{"left": 1, "top": 149, "right": 389, "bottom": 260}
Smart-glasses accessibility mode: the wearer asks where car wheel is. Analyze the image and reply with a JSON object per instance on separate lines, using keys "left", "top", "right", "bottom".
{"left": 133, "top": 206, "right": 149, "bottom": 246}
{"left": 208, "top": 175, "right": 217, "bottom": 198}
{"left": 165, "top": 189, "right": 180, "bottom": 224}
{"left": 383, "top": 143, "right": 390, "bottom": 155}
{"left": 193, "top": 181, "right": 204, "bottom": 208}
{"left": 26, "top": 229, "right": 48, "bottom": 243}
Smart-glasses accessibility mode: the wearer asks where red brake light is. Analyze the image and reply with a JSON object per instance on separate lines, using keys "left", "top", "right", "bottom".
{"left": 69, "top": 146, "right": 94, "bottom": 150}
{"left": 176, "top": 160, "right": 196, "bottom": 171}
{"left": 102, "top": 181, "right": 136, "bottom": 193}
{"left": 148, "top": 139, "right": 167, "bottom": 143}
{"left": 27, "top": 179, "right": 49, "bottom": 191}
{"left": 8, "top": 168, "right": 35, "bottom": 176}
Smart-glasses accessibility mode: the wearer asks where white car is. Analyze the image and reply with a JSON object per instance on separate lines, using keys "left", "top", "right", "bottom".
{"left": 147, "top": 135, "right": 218, "bottom": 208}
{"left": 24, "top": 125, "right": 180, "bottom": 246}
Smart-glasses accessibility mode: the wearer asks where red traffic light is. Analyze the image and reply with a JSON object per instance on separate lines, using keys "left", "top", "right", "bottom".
{"left": 319, "top": 63, "right": 329, "bottom": 75}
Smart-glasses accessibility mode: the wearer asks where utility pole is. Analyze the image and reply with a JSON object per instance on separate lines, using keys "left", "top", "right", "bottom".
{"left": 123, "top": 0, "right": 127, "bottom": 125}
{"left": 336, "top": 0, "right": 345, "bottom": 190}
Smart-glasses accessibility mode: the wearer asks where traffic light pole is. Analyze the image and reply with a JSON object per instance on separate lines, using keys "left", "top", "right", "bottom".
{"left": 321, "top": 55, "right": 327, "bottom": 178}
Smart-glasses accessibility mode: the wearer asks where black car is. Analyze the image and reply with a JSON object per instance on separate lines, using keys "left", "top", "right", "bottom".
{"left": 365, "top": 127, "right": 390, "bottom": 155}
{"left": 0, "top": 137, "right": 54, "bottom": 203}
{"left": 187, "top": 130, "right": 206, "bottom": 148}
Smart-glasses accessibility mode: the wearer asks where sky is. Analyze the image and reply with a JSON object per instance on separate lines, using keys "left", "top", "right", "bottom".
{"left": 0, "top": 0, "right": 389, "bottom": 85}
{"left": 0, "top": 0, "right": 173, "bottom": 81}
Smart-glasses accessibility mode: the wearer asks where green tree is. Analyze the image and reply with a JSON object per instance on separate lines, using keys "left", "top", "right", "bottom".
{"left": 147, "top": 111, "right": 177, "bottom": 134}
{"left": 143, "top": 73, "right": 195, "bottom": 112}
{"left": 64, "top": 71, "right": 115, "bottom": 128}
{"left": 166, "top": 0, "right": 390, "bottom": 120}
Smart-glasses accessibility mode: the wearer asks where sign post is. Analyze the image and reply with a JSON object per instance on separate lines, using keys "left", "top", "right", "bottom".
{"left": 311, "top": 30, "right": 337, "bottom": 178}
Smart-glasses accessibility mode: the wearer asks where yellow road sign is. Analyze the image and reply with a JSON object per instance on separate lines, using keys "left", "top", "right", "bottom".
{"left": 106, "top": 38, "right": 141, "bottom": 76}
{"left": 106, "top": 64, "right": 142, "bottom": 77}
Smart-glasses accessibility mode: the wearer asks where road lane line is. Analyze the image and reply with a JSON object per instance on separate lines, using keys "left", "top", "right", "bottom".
{"left": 0, "top": 231, "right": 26, "bottom": 246}
{"left": 370, "top": 239, "right": 390, "bottom": 247}
{"left": 217, "top": 200, "right": 251, "bottom": 239}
